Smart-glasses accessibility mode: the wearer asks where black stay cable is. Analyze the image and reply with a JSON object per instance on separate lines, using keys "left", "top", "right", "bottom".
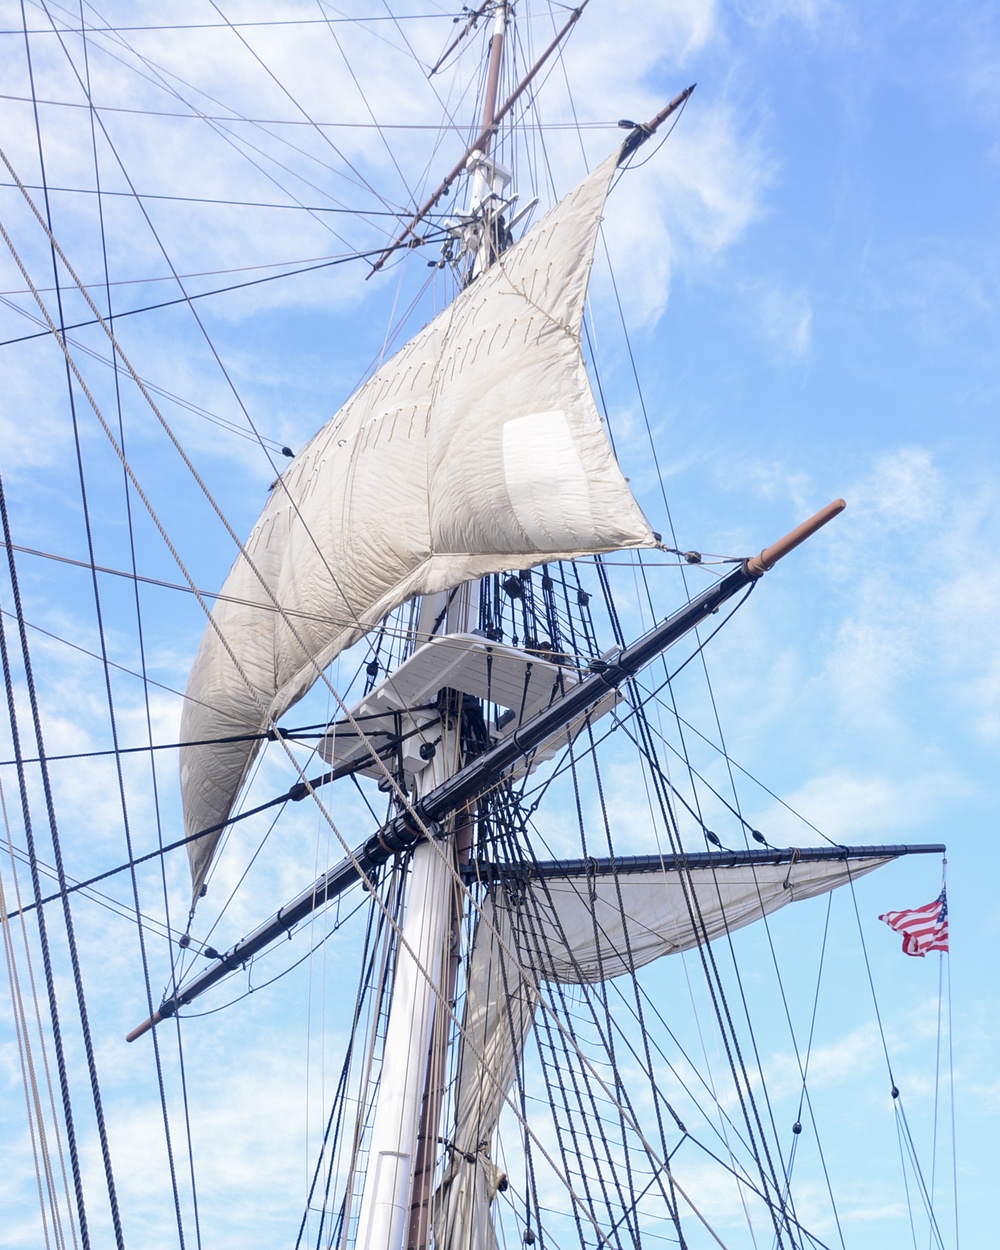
{"left": 0, "top": 725, "right": 319, "bottom": 769}
{"left": 0, "top": 477, "right": 92, "bottom": 1246}
{"left": 0, "top": 233, "right": 445, "bottom": 349}
{"left": 586, "top": 236, "right": 800, "bottom": 1239}
{"left": 3, "top": 808, "right": 276, "bottom": 921}
{"left": 74, "top": 5, "right": 192, "bottom": 1242}
{"left": 16, "top": 7, "right": 124, "bottom": 1244}
{"left": 619, "top": 682, "right": 795, "bottom": 1245}
{"left": 7, "top": 747, "right": 383, "bottom": 920}
{"left": 0, "top": 485, "right": 91, "bottom": 1240}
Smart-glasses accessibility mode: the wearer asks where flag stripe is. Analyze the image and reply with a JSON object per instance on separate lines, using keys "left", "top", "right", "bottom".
{"left": 879, "top": 889, "right": 948, "bottom": 958}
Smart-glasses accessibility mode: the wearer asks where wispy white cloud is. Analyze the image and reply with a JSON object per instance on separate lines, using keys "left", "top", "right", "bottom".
{"left": 732, "top": 0, "right": 850, "bottom": 36}
{"left": 753, "top": 282, "right": 812, "bottom": 359}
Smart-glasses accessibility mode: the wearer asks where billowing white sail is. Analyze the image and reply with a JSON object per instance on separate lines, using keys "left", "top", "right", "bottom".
{"left": 434, "top": 852, "right": 891, "bottom": 1244}
{"left": 180, "top": 152, "right": 655, "bottom": 896}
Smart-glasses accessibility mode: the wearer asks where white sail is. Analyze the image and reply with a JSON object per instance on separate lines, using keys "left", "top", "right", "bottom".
{"left": 433, "top": 904, "right": 536, "bottom": 1250}
{"left": 434, "top": 852, "right": 891, "bottom": 1243}
{"left": 179, "top": 151, "right": 655, "bottom": 895}
{"left": 508, "top": 852, "right": 891, "bottom": 983}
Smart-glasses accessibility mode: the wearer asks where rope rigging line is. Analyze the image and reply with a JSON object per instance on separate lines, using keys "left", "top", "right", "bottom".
{"left": 0, "top": 543, "right": 464, "bottom": 633}
{"left": 0, "top": 780, "right": 77, "bottom": 1250}
{"left": 187, "top": 775, "right": 297, "bottom": 962}
{"left": 0, "top": 103, "right": 617, "bottom": 129}
{"left": 5, "top": 839, "right": 176, "bottom": 940}
{"left": 74, "top": 6, "right": 195, "bottom": 1234}
{"left": 946, "top": 948, "right": 959, "bottom": 1250}
{"left": 44, "top": 0, "right": 403, "bottom": 236}
{"left": 0, "top": 297, "right": 295, "bottom": 452}
{"left": 4, "top": 741, "right": 388, "bottom": 921}
{"left": 205, "top": 0, "right": 414, "bottom": 223}
{"left": 7, "top": 12, "right": 462, "bottom": 36}
{"left": 779, "top": 892, "right": 847, "bottom": 1250}
{"left": 842, "top": 860, "right": 951, "bottom": 1250}
{"left": 0, "top": 177, "right": 466, "bottom": 224}
{"left": 0, "top": 234, "right": 447, "bottom": 349}
{"left": 586, "top": 113, "right": 805, "bottom": 1237}
{"left": 899, "top": 893, "right": 958, "bottom": 1250}
{"left": 0, "top": 471, "right": 93, "bottom": 1248}
{"left": 313, "top": 4, "right": 422, "bottom": 218}
{"left": 179, "top": 889, "right": 373, "bottom": 1021}
{"left": 12, "top": 16, "right": 125, "bottom": 1240}
{"left": 293, "top": 884, "right": 386, "bottom": 1250}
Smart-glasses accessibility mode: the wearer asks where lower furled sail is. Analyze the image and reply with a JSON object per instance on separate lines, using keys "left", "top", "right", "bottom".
{"left": 432, "top": 845, "right": 927, "bottom": 1250}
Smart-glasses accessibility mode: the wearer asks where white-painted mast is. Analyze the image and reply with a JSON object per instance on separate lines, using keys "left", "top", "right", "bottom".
{"left": 354, "top": 13, "right": 511, "bottom": 1247}
{"left": 351, "top": 698, "right": 460, "bottom": 1250}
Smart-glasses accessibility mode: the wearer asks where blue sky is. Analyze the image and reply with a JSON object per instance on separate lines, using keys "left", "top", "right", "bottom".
{"left": 0, "top": 2, "right": 996, "bottom": 1247}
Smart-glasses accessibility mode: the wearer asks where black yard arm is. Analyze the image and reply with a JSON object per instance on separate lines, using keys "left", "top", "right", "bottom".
{"left": 463, "top": 844, "right": 947, "bottom": 884}
{"left": 126, "top": 500, "right": 845, "bottom": 1041}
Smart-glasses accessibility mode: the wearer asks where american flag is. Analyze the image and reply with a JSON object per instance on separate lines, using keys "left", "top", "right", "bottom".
{"left": 879, "top": 890, "right": 949, "bottom": 957}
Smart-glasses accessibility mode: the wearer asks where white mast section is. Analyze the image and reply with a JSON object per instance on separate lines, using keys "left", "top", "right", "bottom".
{"left": 352, "top": 719, "right": 458, "bottom": 1250}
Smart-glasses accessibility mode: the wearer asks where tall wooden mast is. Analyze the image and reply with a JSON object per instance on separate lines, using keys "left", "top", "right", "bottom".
{"left": 355, "top": 10, "right": 510, "bottom": 1250}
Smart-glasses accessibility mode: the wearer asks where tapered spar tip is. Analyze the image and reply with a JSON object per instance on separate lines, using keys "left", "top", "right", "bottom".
{"left": 125, "top": 1010, "right": 161, "bottom": 1044}
{"left": 745, "top": 498, "right": 846, "bottom": 577}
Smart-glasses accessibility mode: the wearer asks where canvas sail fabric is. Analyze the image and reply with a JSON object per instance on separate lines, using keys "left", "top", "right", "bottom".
{"left": 179, "top": 151, "right": 655, "bottom": 896}
{"left": 434, "top": 853, "right": 891, "bottom": 1244}
{"left": 510, "top": 852, "right": 892, "bottom": 983}
{"left": 432, "top": 903, "right": 536, "bottom": 1250}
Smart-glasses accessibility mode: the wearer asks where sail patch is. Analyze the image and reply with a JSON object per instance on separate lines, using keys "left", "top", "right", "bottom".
{"left": 502, "top": 410, "right": 591, "bottom": 548}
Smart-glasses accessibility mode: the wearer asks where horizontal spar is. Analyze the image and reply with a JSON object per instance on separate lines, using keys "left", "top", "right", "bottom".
{"left": 463, "top": 844, "right": 948, "bottom": 883}
{"left": 127, "top": 501, "right": 845, "bottom": 1041}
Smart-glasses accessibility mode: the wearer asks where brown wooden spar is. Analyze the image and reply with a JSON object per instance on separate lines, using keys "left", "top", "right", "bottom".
{"left": 746, "top": 498, "right": 846, "bottom": 575}
{"left": 125, "top": 1010, "right": 161, "bottom": 1044}
{"left": 428, "top": 1, "right": 493, "bottom": 78}
{"left": 617, "top": 83, "right": 697, "bottom": 163}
